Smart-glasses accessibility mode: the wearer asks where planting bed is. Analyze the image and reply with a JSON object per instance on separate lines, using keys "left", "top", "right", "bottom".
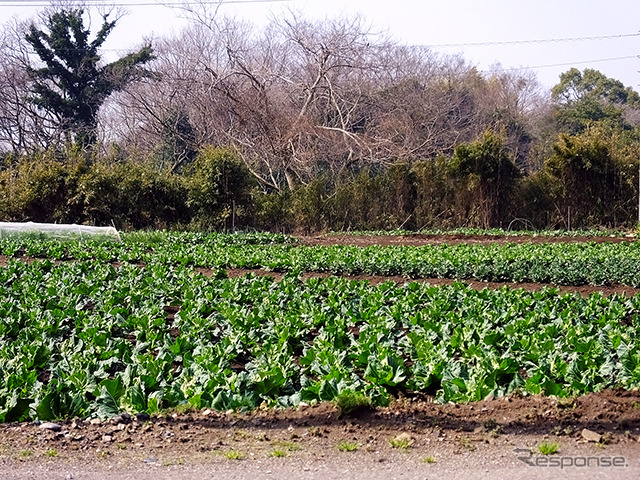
{"left": 1, "top": 231, "right": 640, "bottom": 479}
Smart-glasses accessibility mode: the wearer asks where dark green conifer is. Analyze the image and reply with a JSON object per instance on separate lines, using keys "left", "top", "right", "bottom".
{"left": 24, "top": 8, "right": 154, "bottom": 149}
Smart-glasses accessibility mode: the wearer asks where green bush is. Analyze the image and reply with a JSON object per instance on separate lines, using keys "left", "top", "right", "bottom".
{"left": 0, "top": 150, "right": 87, "bottom": 223}
{"left": 253, "top": 188, "right": 294, "bottom": 232}
{"left": 187, "top": 147, "right": 255, "bottom": 230}
{"left": 0, "top": 150, "right": 189, "bottom": 230}
{"left": 290, "top": 177, "right": 330, "bottom": 233}
{"left": 2, "top": 135, "right": 636, "bottom": 232}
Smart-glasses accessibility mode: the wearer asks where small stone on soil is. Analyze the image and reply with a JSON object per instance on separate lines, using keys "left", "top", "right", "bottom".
{"left": 39, "top": 422, "right": 62, "bottom": 432}
{"left": 581, "top": 428, "right": 603, "bottom": 443}
{"left": 111, "top": 413, "right": 132, "bottom": 424}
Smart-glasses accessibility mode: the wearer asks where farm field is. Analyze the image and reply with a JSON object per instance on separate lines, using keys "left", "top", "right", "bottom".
{"left": 1, "top": 231, "right": 640, "bottom": 478}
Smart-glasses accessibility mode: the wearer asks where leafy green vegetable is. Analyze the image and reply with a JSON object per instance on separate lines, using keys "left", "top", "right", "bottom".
{"left": 1, "top": 250, "right": 640, "bottom": 422}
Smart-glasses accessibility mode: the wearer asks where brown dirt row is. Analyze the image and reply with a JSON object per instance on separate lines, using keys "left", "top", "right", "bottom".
{"left": 3, "top": 253, "right": 640, "bottom": 297}
{"left": 1, "top": 390, "right": 640, "bottom": 479}
{"left": 298, "top": 233, "right": 639, "bottom": 247}
{"left": 215, "top": 267, "right": 640, "bottom": 297}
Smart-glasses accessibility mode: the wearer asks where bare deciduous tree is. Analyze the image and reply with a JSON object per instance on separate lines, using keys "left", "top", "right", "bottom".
{"left": 103, "top": 6, "right": 545, "bottom": 190}
{"left": 0, "top": 19, "right": 58, "bottom": 154}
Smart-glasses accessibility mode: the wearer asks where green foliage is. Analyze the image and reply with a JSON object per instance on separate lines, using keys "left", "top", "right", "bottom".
{"left": 224, "top": 450, "right": 244, "bottom": 460}
{"left": 262, "top": 164, "right": 419, "bottom": 233}
{"left": 389, "top": 435, "right": 413, "bottom": 450}
{"left": 2, "top": 116, "right": 639, "bottom": 233}
{"left": 552, "top": 68, "right": 640, "bottom": 134}
{"left": 253, "top": 188, "right": 294, "bottom": 232}
{"left": 1, "top": 236, "right": 640, "bottom": 422}
{"left": 77, "top": 161, "right": 189, "bottom": 229}
{"left": 537, "top": 441, "right": 560, "bottom": 455}
{"left": 6, "top": 231, "right": 640, "bottom": 287}
{"left": 412, "top": 157, "right": 457, "bottom": 229}
{"left": 0, "top": 152, "right": 188, "bottom": 229}
{"left": 539, "top": 69, "right": 640, "bottom": 230}
{"left": 542, "top": 125, "right": 638, "bottom": 229}
{"left": 290, "top": 176, "right": 330, "bottom": 233}
{"left": 0, "top": 150, "right": 88, "bottom": 223}
{"left": 24, "top": 8, "right": 154, "bottom": 149}
{"left": 187, "top": 147, "right": 255, "bottom": 230}
{"left": 331, "top": 165, "right": 417, "bottom": 231}
{"left": 336, "top": 442, "right": 359, "bottom": 452}
{"left": 332, "top": 228, "right": 628, "bottom": 238}
{"left": 509, "top": 172, "right": 555, "bottom": 229}
{"left": 334, "top": 390, "right": 373, "bottom": 415}
{"left": 450, "top": 130, "right": 520, "bottom": 228}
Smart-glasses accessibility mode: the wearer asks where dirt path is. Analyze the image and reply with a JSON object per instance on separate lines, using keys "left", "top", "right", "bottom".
{"left": 2, "top": 390, "right": 640, "bottom": 479}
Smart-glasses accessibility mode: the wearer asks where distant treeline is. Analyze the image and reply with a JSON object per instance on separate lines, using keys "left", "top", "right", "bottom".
{"left": 1, "top": 126, "right": 638, "bottom": 232}
{"left": 1, "top": 9, "right": 639, "bottom": 231}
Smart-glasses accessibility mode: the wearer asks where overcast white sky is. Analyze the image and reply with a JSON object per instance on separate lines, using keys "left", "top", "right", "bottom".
{"left": 2, "top": 0, "right": 639, "bottom": 91}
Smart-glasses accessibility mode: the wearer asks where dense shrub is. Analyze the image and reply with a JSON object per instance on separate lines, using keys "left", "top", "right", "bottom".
{"left": 186, "top": 147, "right": 255, "bottom": 230}
{"left": 1, "top": 132, "right": 638, "bottom": 232}
{"left": 0, "top": 151, "right": 189, "bottom": 229}
{"left": 0, "top": 150, "right": 87, "bottom": 223}
{"left": 77, "top": 162, "right": 189, "bottom": 230}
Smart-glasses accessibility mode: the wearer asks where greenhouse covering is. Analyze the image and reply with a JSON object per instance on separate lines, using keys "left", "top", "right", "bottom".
{"left": 0, "top": 222, "right": 121, "bottom": 242}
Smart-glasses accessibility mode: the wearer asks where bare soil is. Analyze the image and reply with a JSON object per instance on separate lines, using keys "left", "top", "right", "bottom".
{"left": 299, "top": 232, "right": 638, "bottom": 247}
{"left": 1, "top": 391, "right": 640, "bottom": 479}
{"left": 3, "top": 233, "right": 640, "bottom": 478}
{"left": 217, "top": 267, "right": 640, "bottom": 298}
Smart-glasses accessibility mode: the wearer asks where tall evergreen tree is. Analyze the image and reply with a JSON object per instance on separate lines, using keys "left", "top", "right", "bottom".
{"left": 24, "top": 8, "right": 154, "bottom": 149}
